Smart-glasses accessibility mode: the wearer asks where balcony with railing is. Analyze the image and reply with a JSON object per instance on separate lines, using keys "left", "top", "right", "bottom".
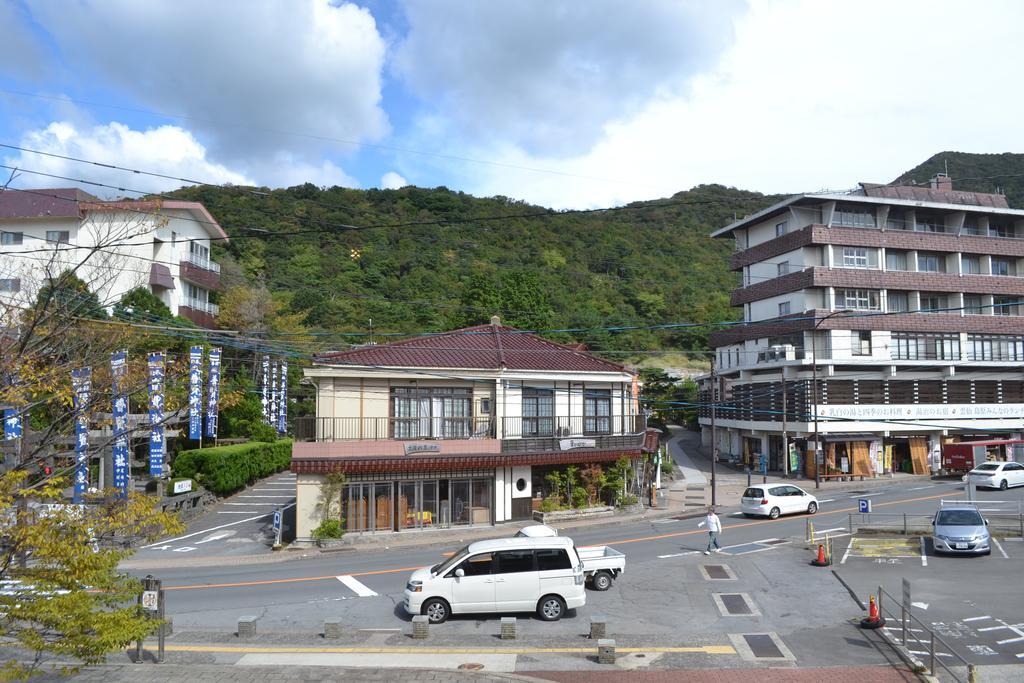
{"left": 182, "top": 297, "right": 219, "bottom": 315}
{"left": 294, "top": 414, "right": 647, "bottom": 454}
{"left": 183, "top": 252, "right": 221, "bottom": 273}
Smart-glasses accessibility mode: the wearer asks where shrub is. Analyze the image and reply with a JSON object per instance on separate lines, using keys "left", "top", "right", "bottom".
{"left": 312, "top": 519, "right": 343, "bottom": 540}
{"left": 248, "top": 421, "right": 279, "bottom": 443}
{"left": 172, "top": 440, "right": 292, "bottom": 496}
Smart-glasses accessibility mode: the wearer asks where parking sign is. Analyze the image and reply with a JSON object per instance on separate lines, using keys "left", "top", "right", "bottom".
{"left": 273, "top": 510, "right": 282, "bottom": 531}
{"left": 858, "top": 498, "right": 872, "bottom": 514}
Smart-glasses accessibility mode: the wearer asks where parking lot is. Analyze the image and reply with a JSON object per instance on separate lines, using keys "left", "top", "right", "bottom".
{"left": 835, "top": 532, "right": 1024, "bottom": 666}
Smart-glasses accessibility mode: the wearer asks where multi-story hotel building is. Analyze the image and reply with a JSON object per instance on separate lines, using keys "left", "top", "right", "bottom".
{"left": 0, "top": 188, "right": 226, "bottom": 327}
{"left": 700, "top": 175, "right": 1024, "bottom": 480}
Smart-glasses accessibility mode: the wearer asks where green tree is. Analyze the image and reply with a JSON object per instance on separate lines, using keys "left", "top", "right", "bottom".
{"left": 112, "top": 287, "right": 173, "bottom": 322}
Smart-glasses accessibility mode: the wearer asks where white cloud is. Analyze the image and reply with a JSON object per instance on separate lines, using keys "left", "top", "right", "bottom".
{"left": 5, "top": 121, "right": 252, "bottom": 197}
{"left": 24, "top": 0, "right": 389, "bottom": 163}
{"left": 380, "top": 171, "right": 408, "bottom": 189}
{"left": 429, "top": 0, "right": 1024, "bottom": 209}
{"left": 250, "top": 154, "right": 358, "bottom": 190}
{"left": 393, "top": 0, "right": 745, "bottom": 157}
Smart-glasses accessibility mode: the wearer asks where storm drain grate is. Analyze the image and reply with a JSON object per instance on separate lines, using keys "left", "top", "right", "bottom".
{"left": 699, "top": 564, "right": 736, "bottom": 580}
{"left": 712, "top": 592, "right": 761, "bottom": 617}
{"left": 744, "top": 634, "right": 784, "bottom": 658}
{"left": 728, "top": 632, "right": 796, "bottom": 661}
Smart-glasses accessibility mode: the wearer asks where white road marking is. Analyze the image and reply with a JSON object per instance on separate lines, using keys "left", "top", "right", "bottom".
{"left": 216, "top": 511, "right": 262, "bottom": 514}
{"left": 336, "top": 575, "right": 379, "bottom": 597}
{"left": 978, "top": 625, "right": 1010, "bottom": 632}
{"left": 237, "top": 495, "right": 295, "bottom": 499}
{"left": 907, "top": 650, "right": 952, "bottom": 657}
{"left": 993, "top": 537, "right": 1009, "bottom": 558}
{"left": 815, "top": 527, "right": 847, "bottom": 534}
{"left": 657, "top": 551, "right": 699, "bottom": 558}
{"left": 963, "top": 616, "right": 992, "bottom": 622}
{"left": 907, "top": 486, "right": 935, "bottom": 491}
{"left": 997, "top": 636, "right": 1024, "bottom": 645}
{"left": 818, "top": 498, "right": 836, "bottom": 503}
{"left": 840, "top": 539, "right": 854, "bottom": 565}
{"left": 1017, "top": 653, "right": 1024, "bottom": 659}
{"left": 194, "top": 533, "right": 231, "bottom": 545}
{"left": 920, "top": 537, "right": 928, "bottom": 566}
{"left": 172, "top": 546, "right": 196, "bottom": 553}
{"left": 224, "top": 502, "right": 280, "bottom": 506}
{"left": 883, "top": 627, "right": 926, "bottom": 633}
{"left": 142, "top": 503, "right": 296, "bottom": 547}
{"left": 911, "top": 602, "right": 929, "bottom": 610}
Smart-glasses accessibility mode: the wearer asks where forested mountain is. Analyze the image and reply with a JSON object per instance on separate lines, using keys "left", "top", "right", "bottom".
{"left": 896, "top": 151, "right": 1024, "bottom": 208}
{"left": 167, "top": 183, "right": 777, "bottom": 362}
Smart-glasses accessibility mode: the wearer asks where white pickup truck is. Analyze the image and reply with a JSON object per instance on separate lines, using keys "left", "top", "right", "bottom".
{"left": 576, "top": 545, "right": 625, "bottom": 591}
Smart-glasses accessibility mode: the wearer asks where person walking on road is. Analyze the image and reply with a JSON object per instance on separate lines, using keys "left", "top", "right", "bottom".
{"left": 699, "top": 506, "right": 722, "bottom": 555}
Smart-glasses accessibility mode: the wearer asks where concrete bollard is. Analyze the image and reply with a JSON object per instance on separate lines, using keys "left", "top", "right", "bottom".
{"left": 324, "top": 619, "right": 343, "bottom": 639}
{"left": 412, "top": 615, "right": 429, "bottom": 639}
{"left": 500, "top": 616, "right": 517, "bottom": 640}
{"left": 237, "top": 616, "right": 258, "bottom": 639}
{"left": 589, "top": 616, "right": 607, "bottom": 639}
{"left": 598, "top": 639, "right": 616, "bottom": 664}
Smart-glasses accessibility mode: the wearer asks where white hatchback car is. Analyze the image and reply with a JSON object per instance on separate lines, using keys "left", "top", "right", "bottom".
{"left": 741, "top": 485, "right": 818, "bottom": 519}
{"left": 963, "top": 461, "right": 1024, "bottom": 490}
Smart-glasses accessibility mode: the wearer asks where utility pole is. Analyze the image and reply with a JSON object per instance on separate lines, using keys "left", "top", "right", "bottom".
{"left": 710, "top": 358, "right": 717, "bottom": 507}
{"left": 781, "top": 376, "right": 790, "bottom": 478}
{"left": 813, "top": 330, "right": 821, "bottom": 490}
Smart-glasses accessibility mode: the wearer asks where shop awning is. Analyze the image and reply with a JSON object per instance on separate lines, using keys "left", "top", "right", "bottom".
{"left": 822, "top": 433, "right": 875, "bottom": 443}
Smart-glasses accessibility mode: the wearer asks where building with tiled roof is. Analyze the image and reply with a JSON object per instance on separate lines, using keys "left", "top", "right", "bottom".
{"left": 292, "top": 317, "right": 653, "bottom": 541}
{"left": 0, "top": 188, "right": 227, "bottom": 328}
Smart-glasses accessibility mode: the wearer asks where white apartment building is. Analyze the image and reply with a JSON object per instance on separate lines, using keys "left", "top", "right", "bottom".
{"left": 0, "top": 188, "right": 227, "bottom": 327}
{"left": 701, "top": 175, "right": 1024, "bottom": 480}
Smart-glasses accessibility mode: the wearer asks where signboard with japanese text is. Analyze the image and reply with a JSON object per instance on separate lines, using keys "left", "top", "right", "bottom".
{"left": 277, "top": 360, "right": 287, "bottom": 434}
{"left": 188, "top": 346, "right": 203, "bottom": 440}
{"left": 71, "top": 367, "right": 91, "bottom": 503}
{"left": 205, "top": 348, "right": 221, "bottom": 439}
{"left": 147, "top": 353, "right": 165, "bottom": 476}
{"left": 269, "top": 361, "right": 278, "bottom": 427}
{"left": 261, "top": 356, "right": 270, "bottom": 424}
{"left": 3, "top": 408, "right": 21, "bottom": 440}
{"left": 111, "top": 350, "right": 129, "bottom": 497}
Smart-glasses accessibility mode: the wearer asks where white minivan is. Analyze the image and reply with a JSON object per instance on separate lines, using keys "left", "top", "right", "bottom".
{"left": 403, "top": 536, "right": 586, "bottom": 624}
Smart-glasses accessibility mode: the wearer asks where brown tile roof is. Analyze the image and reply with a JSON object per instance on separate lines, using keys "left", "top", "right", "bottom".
{"left": 0, "top": 188, "right": 96, "bottom": 219}
{"left": 859, "top": 183, "right": 1009, "bottom": 208}
{"left": 316, "top": 324, "right": 629, "bottom": 373}
{"left": 291, "top": 448, "right": 642, "bottom": 475}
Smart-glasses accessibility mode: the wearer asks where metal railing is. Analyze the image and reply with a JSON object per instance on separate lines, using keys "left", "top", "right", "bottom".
{"left": 876, "top": 585, "right": 975, "bottom": 682}
{"left": 182, "top": 297, "right": 219, "bottom": 315}
{"left": 294, "top": 414, "right": 646, "bottom": 442}
{"left": 183, "top": 252, "right": 221, "bottom": 273}
{"left": 849, "top": 510, "right": 1024, "bottom": 536}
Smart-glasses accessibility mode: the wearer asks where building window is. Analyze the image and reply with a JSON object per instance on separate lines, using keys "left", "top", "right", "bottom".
{"left": 967, "top": 334, "right": 1024, "bottom": 361}
{"left": 775, "top": 221, "right": 788, "bottom": 237}
{"left": 963, "top": 295, "right": 984, "bottom": 315}
{"left": 994, "top": 296, "right": 1020, "bottom": 316}
{"left": 522, "top": 387, "right": 554, "bottom": 436}
{"left": 919, "top": 293, "right": 946, "bottom": 313}
{"left": 962, "top": 217, "right": 980, "bottom": 235}
{"left": 917, "top": 253, "right": 943, "bottom": 272}
{"left": 962, "top": 255, "right": 982, "bottom": 274}
{"left": 391, "top": 387, "right": 472, "bottom": 439}
{"left": 992, "top": 258, "right": 1015, "bottom": 277}
{"left": 583, "top": 389, "right": 611, "bottom": 435}
{"left": 892, "top": 333, "right": 960, "bottom": 360}
{"left": 842, "top": 247, "right": 869, "bottom": 268}
{"left": 885, "top": 251, "right": 908, "bottom": 271}
{"left": 777, "top": 261, "right": 790, "bottom": 276}
{"left": 478, "top": 398, "right": 490, "bottom": 415}
{"left": 778, "top": 301, "right": 791, "bottom": 316}
{"left": 0, "top": 278, "right": 20, "bottom": 293}
{"left": 915, "top": 215, "right": 945, "bottom": 233}
{"left": 835, "top": 288, "right": 880, "bottom": 311}
{"left": 887, "top": 291, "right": 909, "bottom": 312}
{"left": 852, "top": 331, "right": 871, "bottom": 356}
{"left": 989, "top": 221, "right": 1014, "bottom": 239}
{"left": 0, "top": 231, "right": 23, "bottom": 245}
{"left": 45, "top": 230, "right": 70, "bottom": 244}
{"left": 833, "top": 206, "right": 875, "bottom": 228}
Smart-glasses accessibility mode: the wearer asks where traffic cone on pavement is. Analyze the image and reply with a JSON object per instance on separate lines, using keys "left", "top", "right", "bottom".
{"left": 810, "top": 543, "right": 831, "bottom": 567}
{"left": 859, "top": 595, "right": 886, "bottom": 629}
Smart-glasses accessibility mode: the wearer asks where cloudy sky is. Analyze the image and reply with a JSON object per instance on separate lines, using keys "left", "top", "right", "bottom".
{"left": 1, "top": 0, "right": 1021, "bottom": 208}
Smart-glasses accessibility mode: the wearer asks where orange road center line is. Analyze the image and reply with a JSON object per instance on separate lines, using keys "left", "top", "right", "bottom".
{"left": 162, "top": 490, "right": 950, "bottom": 591}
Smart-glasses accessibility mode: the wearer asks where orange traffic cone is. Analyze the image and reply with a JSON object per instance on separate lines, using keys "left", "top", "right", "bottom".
{"left": 859, "top": 595, "right": 886, "bottom": 629}
{"left": 810, "top": 543, "right": 830, "bottom": 567}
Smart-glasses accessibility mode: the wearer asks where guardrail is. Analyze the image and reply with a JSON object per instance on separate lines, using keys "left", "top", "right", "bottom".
{"left": 876, "top": 584, "right": 976, "bottom": 682}
{"left": 848, "top": 511, "right": 1024, "bottom": 536}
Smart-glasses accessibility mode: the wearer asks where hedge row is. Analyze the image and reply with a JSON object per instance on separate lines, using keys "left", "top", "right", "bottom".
{"left": 171, "top": 440, "right": 292, "bottom": 496}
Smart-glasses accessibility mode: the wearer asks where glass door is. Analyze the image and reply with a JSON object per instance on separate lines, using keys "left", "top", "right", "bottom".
{"left": 374, "top": 482, "right": 392, "bottom": 531}
{"left": 451, "top": 480, "right": 471, "bottom": 525}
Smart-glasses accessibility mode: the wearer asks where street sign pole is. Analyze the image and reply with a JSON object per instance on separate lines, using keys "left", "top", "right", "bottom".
{"left": 273, "top": 509, "right": 283, "bottom": 548}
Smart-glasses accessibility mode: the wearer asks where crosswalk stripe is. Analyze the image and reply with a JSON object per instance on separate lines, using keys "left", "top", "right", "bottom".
{"left": 337, "top": 575, "right": 378, "bottom": 597}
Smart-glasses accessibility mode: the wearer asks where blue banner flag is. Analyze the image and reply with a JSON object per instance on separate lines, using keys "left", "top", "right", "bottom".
{"left": 147, "top": 353, "right": 165, "bottom": 477}
{"left": 277, "top": 360, "right": 287, "bottom": 434}
{"left": 261, "top": 356, "right": 270, "bottom": 424}
{"left": 111, "top": 350, "right": 129, "bottom": 497}
{"left": 205, "top": 348, "right": 222, "bottom": 439}
{"left": 3, "top": 408, "right": 21, "bottom": 440}
{"left": 269, "top": 361, "right": 278, "bottom": 427}
{"left": 71, "top": 367, "right": 92, "bottom": 503}
{"left": 188, "top": 346, "right": 203, "bottom": 440}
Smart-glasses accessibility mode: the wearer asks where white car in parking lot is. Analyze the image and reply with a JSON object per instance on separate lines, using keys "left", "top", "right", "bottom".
{"left": 741, "top": 485, "right": 818, "bottom": 519}
{"left": 963, "top": 461, "right": 1024, "bottom": 490}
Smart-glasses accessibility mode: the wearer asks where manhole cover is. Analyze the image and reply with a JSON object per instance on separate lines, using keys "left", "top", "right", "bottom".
{"left": 720, "top": 594, "right": 752, "bottom": 615}
{"left": 743, "top": 634, "right": 785, "bottom": 658}
{"left": 705, "top": 565, "right": 730, "bottom": 579}
{"left": 458, "top": 663, "right": 485, "bottom": 670}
